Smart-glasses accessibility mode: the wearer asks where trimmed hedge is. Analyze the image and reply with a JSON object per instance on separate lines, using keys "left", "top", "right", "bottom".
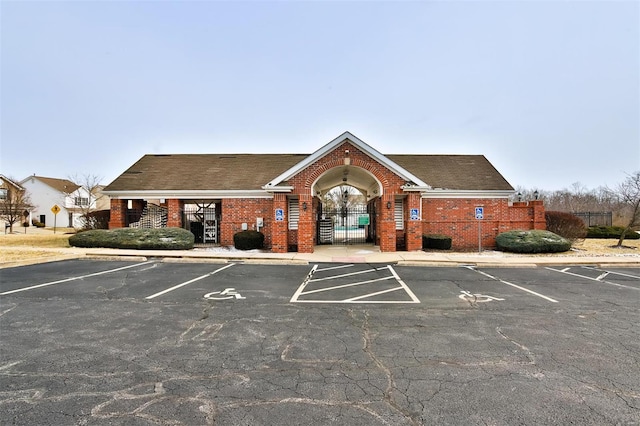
{"left": 422, "top": 234, "right": 452, "bottom": 250}
{"left": 233, "top": 230, "right": 265, "bottom": 250}
{"left": 586, "top": 226, "right": 640, "bottom": 239}
{"left": 69, "top": 227, "right": 195, "bottom": 250}
{"left": 496, "top": 230, "right": 571, "bottom": 253}
{"left": 545, "top": 211, "right": 587, "bottom": 241}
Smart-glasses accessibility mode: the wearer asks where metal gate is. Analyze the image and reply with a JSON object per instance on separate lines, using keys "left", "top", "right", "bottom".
{"left": 317, "top": 203, "right": 375, "bottom": 245}
{"left": 183, "top": 203, "right": 218, "bottom": 244}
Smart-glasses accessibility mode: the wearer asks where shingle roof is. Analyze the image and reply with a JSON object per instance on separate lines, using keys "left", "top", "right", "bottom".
{"left": 33, "top": 176, "right": 80, "bottom": 194}
{"left": 104, "top": 154, "right": 307, "bottom": 191}
{"left": 388, "top": 155, "right": 513, "bottom": 191}
{"left": 104, "top": 153, "right": 513, "bottom": 192}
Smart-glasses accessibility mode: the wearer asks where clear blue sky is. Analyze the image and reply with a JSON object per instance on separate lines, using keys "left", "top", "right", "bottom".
{"left": 1, "top": 0, "right": 638, "bottom": 191}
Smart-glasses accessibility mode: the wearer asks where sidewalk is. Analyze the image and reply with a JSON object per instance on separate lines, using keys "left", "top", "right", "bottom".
{"left": 5, "top": 244, "right": 638, "bottom": 269}
{"left": 2, "top": 226, "right": 640, "bottom": 268}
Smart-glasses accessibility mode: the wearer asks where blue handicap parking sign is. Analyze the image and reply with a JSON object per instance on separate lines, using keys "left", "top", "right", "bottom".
{"left": 475, "top": 207, "right": 484, "bottom": 220}
{"left": 275, "top": 208, "right": 284, "bottom": 221}
{"left": 410, "top": 208, "right": 419, "bottom": 220}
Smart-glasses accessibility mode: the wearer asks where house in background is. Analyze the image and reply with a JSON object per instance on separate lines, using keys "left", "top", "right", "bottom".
{"left": 0, "top": 174, "right": 27, "bottom": 231}
{"left": 104, "top": 131, "right": 545, "bottom": 252}
{"left": 20, "top": 175, "right": 98, "bottom": 228}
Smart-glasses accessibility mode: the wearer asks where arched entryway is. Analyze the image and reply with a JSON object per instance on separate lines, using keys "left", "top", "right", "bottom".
{"left": 311, "top": 165, "right": 383, "bottom": 246}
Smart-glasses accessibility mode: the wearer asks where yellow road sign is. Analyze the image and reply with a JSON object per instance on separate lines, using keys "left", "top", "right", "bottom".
{"left": 51, "top": 204, "right": 61, "bottom": 215}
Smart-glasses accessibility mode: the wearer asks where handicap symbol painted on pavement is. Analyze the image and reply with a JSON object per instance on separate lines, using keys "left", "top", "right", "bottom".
{"left": 458, "top": 290, "right": 504, "bottom": 303}
{"left": 204, "top": 288, "right": 246, "bottom": 300}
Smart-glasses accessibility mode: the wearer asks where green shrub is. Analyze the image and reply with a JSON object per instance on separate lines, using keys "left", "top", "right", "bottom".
{"left": 69, "top": 227, "right": 194, "bottom": 250}
{"left": 422, "top": 234, "right": 452, "bottom": 250}
{"left": 545, "top": 211, "right": 587, "bottom": 241}
{"left": 586, "top": 226, "right": 640, "bottom": 239}
{"left": 31, "top": 219, "right": 45, "bottom": 228}
{"left": 496, "top": 230, "right": 571, "bottom": 253}
{"left": 233, "top": 230, "right": 265, "bottom": 250}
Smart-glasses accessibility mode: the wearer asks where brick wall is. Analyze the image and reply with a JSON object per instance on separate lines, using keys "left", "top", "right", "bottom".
{"left": 219, "top": 198, "right": 275, "bottom": 248}
{"left": 422, "top": 198, "right": 545, "bottom": 250}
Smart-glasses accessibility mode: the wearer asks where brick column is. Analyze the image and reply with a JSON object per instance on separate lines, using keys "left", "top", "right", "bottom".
{"left": 530, "top": 200, "right": 546, "bottom": 230}
{"left": 405, "top": 192, "right": 422, "bottom": 251}
{"left": 297, "top": 194, "right": 314, "bottom": 253}
{"left": 379, "top": 195, "right": 396, "bottom": 252}
{"left": 166, "top": 199, "right": 184, "bottom": 228}
{"left": 108, "top": 199, "right": 127, "bottom": 229}
{"left": 272, "top": 193, "right": 288, "bottom": 253}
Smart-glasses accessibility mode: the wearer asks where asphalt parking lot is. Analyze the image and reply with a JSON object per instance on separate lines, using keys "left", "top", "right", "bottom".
{"left": 1, "top": 259, "right": 639, "bottom": 425}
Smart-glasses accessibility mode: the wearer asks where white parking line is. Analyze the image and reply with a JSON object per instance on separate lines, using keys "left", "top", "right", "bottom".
{"left": 546, "top": 267, "right": 640, "bottom": 291}
{"left": 387, "top": 265, "right": 420, "bottom": 303}
{"left": 0, "top": 261, "right": 154, "bottom": 295}
{"left": 309, "top": 266, "right": 388, "bottom": 282}
{"left": 581, "top": 266, "right": 640, "bottom": 280}
{"left": 145, "top": 263, "right": 235, "bottom": 299}
{"left": 290, "top": 264, "right": 420, "bottom": 304}
{"left": 300, "top": 276, "right": 395, "bottom": 295}
{"left": 466, "top": 267, "right": 558, "bottom": 303}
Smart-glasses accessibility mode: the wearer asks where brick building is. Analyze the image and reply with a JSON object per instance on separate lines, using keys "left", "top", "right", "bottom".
{"left": 103, "top": 131, "right": 544, "bottom": 252}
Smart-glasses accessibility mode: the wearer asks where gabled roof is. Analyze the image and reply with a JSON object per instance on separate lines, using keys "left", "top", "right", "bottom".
{"left": 103, "top": 131, "right": 513, "bottom": 195}
{"left": 0, "top": 174, "right": 24, "bottom": 191}
{"left": 265, "top": 131, "right": 430, "bottom": 189}
{"left": 23, "top": 176, "right": 80, "bottom": 194}
{"left": 104, "top": 153, "right": 513, "bottom": 193}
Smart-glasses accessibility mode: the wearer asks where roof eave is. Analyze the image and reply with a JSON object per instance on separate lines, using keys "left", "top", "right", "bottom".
{"left": 103, "top": 189, "right": 275, "bottom": 199}
{"left": 422, "top": 189, "right": 515, "bottom": 198}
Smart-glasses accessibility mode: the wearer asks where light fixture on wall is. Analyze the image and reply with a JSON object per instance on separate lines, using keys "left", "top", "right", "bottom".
{"left": 302, "top": 202, "right": 307, "bottom": 211}
{"left": 517, "top": 192, "right": 522, "bottom": 202}
{"left": 533, "top": 190, "right": 539, "bottom": 200}
{"left": 386, "top": 201, "right": 392, "bottom": 209}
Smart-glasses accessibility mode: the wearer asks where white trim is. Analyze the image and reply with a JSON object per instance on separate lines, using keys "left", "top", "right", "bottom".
{"left": 103, "top": 190, "right": 275, "bottom": 199}
{"left": 1, "top": 175, "right": 25, "bottom": 191}
{"left": 261, "top": 185, "right": 294, "bottom": 193}
{"left": 264, "top": 131, "right": 431, "bottom": 189}
{"left": 421, "top": 189, "right": 514, "bottom": 199}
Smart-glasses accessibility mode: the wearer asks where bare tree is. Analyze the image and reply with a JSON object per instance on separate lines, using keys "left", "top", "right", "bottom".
{"left": 0, "top": 178, "right": 34, "bottom": 233}
{"left": 322, "top": 186, "right": 365, "bottom": 210}
{"left": 611, "top": 171, "right": 640, "bottom": 247}
{"left": 68, "top": 174, "right": 104, "bottom": 230}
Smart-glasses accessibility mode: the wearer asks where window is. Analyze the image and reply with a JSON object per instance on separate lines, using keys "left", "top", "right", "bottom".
{"left": 394, "top": 198, "right": 404, "bottom": 230}
{"left": 0, "top": 189, "right": 7, "bottom": 200}
{"left": 75, "top": 197, "right": 89, "bottom": 206}
{"left": 288, "top": 198, "right": 299, "bottom": 230}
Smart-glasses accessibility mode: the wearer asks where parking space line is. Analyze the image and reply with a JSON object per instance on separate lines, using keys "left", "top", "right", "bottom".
{"left": 387, "top": 265, "right": 420, "bottom": 303}
{"left": 581, "top": 266, "right": 640, "bottom": 280}
{"left": 345, "top": 286, "right": 405, "bottom": 302}
{"left": 0, "top": 261, "right": 154, "bottom": 296}
{"left": 546, "top": 267, "right": 640, "bottom": 291}
{"left": 309, "top": 266, "right": 388, "bottom": 282}
{"left": 290, "top": 264, "right": 420, "bottom": 304}
{"left": 300, "top": 276, "right": 394, "bottom": 295}
{"left": 466, "top": 267, "right": 558, "bottom": 303}
{"left": 316, "top": 264, "right": 354, "bottom": 272}
{"left": 145, "top": 264, "right": 235, "bottom": 299}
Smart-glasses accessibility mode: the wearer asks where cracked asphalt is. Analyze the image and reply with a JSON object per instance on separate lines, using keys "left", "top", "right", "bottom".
{"left": 1, "top": 260, "right": 639, "bottom": 425}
